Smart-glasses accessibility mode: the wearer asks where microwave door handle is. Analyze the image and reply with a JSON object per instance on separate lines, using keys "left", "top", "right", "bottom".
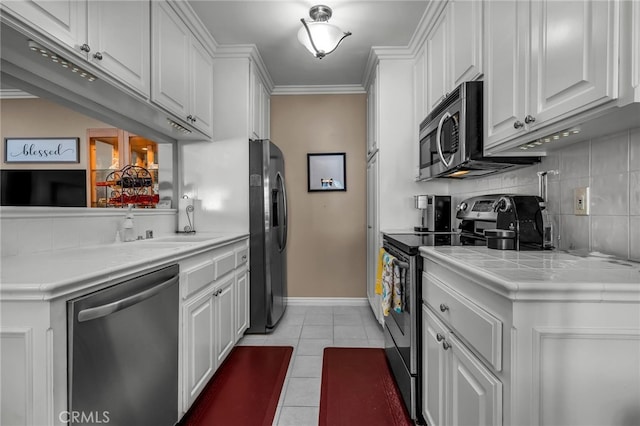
{"left": 436, "top": 112, "right": 454, "bottom": 168}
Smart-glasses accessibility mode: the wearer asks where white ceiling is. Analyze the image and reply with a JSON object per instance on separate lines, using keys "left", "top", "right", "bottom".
{"left": 188, "top": 1, "right": 429, "bottom": 88}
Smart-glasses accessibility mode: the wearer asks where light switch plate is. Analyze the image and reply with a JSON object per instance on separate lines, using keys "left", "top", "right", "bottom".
{"left": 574, "top": 186, "right": 590, "bottom": 215}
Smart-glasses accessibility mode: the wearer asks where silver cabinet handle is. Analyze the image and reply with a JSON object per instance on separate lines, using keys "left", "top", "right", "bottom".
{"left": 513, "top": 120, "right": 524, "bottom": 129}
{"left": 93, "top": 52, "right": 103, "bottom": 60}
{"left": 80, "top": 43, "right": 91, "bottom": 53}
{"left": 78, "top": 275, "right": 178, "bottom": 322}
{"left": 242, "top": 255, "right": 247, "bottom": 261}
{"left": 442, "top": 340, "right": 451, "bottom": 350}
{"left": 524, "top": 115, "right": 536, "bottom": 124}
{"left": 436, "top": 333, "right": 444, "bottom": 342}
{"left": 439, "top": 303, "right": 449, "bottom": 312}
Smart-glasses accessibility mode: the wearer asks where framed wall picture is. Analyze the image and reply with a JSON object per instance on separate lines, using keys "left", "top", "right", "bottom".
{"left": 4, "top": 137, "right": 80, "bottom": 163}
{"left": 307, "top": 152, "right": 346, "bottom": 192}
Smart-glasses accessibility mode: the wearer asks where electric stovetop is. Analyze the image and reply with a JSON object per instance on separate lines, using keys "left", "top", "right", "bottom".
{"left": 382, "top": 231, "right": 486, "bottom": 255}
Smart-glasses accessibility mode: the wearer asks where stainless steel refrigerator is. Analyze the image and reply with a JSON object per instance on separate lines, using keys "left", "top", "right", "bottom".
{"left": 248, "top": 139, "right": 288, "bottom": 333}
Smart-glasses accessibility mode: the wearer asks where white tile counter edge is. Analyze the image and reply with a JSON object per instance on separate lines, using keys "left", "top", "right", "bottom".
{"left": 0, "top": 232, "right": 249, "bottom": 301}
{"left": 419, "top": 246, "right": 640, "bottom": 302}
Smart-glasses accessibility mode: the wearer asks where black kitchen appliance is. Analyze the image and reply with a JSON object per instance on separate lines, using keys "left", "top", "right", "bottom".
{"left": 413, "top": 195, "right": 451, "bottom": 232}
{"left": 456, "top": 194, "right": 552, "bottom": 250}
{"left": 381, "top": 231, "right": 485, "bottom": 423}
{"left": 417, "top": 81, "right": 539, "bottom": 180}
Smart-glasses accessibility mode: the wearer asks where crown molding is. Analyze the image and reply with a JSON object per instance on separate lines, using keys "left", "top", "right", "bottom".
{"left": 169, "top": 0, "right": 218, "bottom": 56}
{"left": 214, "top": 44, "right": 274, "bottom": 93}
{"left": 361, "top": 0, "right": 447, "bottom": 90}
{"left": 271, "top": 84, "right": 365, "bottom": 95}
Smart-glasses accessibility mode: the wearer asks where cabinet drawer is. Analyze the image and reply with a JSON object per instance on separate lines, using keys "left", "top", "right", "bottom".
{"left": 423, "top": 272, "right": 503, "bottom": 371}
{"left": 183, "top": 261, "right": 215, "bottom": 299}
{"left": 213, "top": 250, "right": 235, "bottom": 280}
{"left": 235, "top": 246, "right": 248, "bottom": 267}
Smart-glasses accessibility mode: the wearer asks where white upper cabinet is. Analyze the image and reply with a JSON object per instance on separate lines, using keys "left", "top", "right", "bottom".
{"left": 2, "top": 0, "right": 150, "bottom": 96}
{"left": 366, "top": 64, "right": 379, "bottom": 157}
{"left": 1, "top": 0, "right": 87, "bottom": 55}
{"left": 421, "top": 0, "right": 483, "bottom": 115}
{"left": 250, "top": 60, "right": 270, "bottom": 140}
{"left": 448, "top": 0, "right": 483, "bottom": 87}
{"left": 87, "top": 1, "right": 150, "bottom": 96}
{"left": 425, "top": 10, "right": 448, "bottom": 113}
{"left": 484, "top": 0, "right": 619, "bottom": 152}
{"left": 152, "top": 0, "right": 213, "bottom": 137}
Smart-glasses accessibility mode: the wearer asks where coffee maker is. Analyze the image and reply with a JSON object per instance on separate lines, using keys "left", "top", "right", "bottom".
{"left": 414, "top": 195, "right": 451, "bottom": 232}
{"left": 485, "top": 195, "right": 553, "bottom": 250}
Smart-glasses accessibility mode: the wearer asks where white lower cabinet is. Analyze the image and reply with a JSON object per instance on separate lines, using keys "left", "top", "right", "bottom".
{"left": 234, "top": 266, "right": 249, "bottom": 342}
{"left": 422, "top": 305, "right": 502, "bottom": 426}
{"left": 179, "top": 237, "right": 249, "bottom": 414}
{"left": 184, "top": 283, "right": 215, "bottom": 407}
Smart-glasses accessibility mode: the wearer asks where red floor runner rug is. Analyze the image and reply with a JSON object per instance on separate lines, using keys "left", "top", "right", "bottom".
{"left": 319, "top": 347, "right": 413, "bottom": 426}
{"left": 181, "top": 345, "right": 292, "bottom": 426}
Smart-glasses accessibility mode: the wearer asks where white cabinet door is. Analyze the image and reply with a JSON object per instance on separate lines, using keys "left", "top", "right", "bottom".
{"left": 414, "top": 44, "right": 427, "bottom": 127}
{"left": 87, "top": 0, "right": 150, "bottom": 96}
{"left": 484, "top": 0, "right": 528, "bottom": 148}
{"left": 426, "top": 10, "right": 448, "bottom": 113}
{"left": 448, "top": 0, "right": 483, "bottom": 87}
{"left": 234, "top": 267, "right": 249, "bottom": 342}
{"left": 484, "top": 0, "right": 619, "bottom": 152}
{"left": 261, "top": 82, "right": 270, "bottom": 139}
{"left": 1, "top": 0, "right": 87, "bottom": 57}
{"left": 183, "top": 289, "right": 214, "bottom": 408}
{"left": 449, "top": 333, "right": 503, "bottom": 426}
{"left": 190, "top": 36, "right": 214, "bottom": 135}
{"left": 529, "top": 0, "right": 618, "bottom": 126}
{"left": 366, "top": 65, "right": 378, "bottom": 157}
{"left": 366, "top": 153, "right": 382, "bottom": 324}
{"left": 422, "top": 306, "right": 448, "bottom": 426}
{"left": 152, "top": 1, "right": 190, "bottom": 119}
{"left": 214, "top": 275, "right": 235, "bottom": 366}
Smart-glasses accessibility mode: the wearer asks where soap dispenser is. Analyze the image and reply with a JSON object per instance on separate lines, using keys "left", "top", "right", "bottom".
{"left": 123, "top": 204, "right": 135, "bottom": 242}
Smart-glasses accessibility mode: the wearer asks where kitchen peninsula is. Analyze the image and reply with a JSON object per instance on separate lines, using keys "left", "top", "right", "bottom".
{"left": 1, "top": 233, "right": 249, "bottom": 425}
{"left": 420, "top": 246, "right": 640, "bottom": 426}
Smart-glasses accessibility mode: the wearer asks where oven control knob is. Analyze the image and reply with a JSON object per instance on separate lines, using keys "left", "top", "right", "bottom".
{"left": 439, "top": 303, "right": 449, "bottom": 313}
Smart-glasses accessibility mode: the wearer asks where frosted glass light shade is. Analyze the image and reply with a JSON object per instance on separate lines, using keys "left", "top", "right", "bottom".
{"left": 297, "top": 21, "right": 348, "bottom": 58}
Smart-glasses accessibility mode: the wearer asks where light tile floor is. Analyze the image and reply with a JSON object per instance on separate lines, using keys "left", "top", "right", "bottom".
{"left": 237, "top": 304, "right": 385, "bottom": 426}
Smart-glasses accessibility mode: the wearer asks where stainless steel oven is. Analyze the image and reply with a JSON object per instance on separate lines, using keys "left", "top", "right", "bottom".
{"left": 382, "top": 232, "right": 462, "bottom": 423}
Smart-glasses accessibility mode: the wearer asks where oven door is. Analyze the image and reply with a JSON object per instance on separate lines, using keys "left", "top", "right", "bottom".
{"left": 418, "top": 99, "right": 464, "bottom": 180}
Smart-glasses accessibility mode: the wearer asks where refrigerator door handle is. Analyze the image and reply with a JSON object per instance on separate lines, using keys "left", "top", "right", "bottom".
{"left": 277, "top": 171, "right": 288, "bottom": 252}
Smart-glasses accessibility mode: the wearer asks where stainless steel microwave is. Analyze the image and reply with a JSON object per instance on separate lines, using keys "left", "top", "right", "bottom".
{"left": 417, "top": 81, "right": 539, "bottom": 180}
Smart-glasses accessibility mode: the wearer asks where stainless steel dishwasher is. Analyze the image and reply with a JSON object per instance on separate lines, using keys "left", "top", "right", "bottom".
{"left": 67, "top": 264, "right": 179, "bottom": 426}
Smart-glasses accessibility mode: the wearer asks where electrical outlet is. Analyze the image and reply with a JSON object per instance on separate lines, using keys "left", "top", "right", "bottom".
{"left": 574, "top": 186, "right": 590, "bottom": 215}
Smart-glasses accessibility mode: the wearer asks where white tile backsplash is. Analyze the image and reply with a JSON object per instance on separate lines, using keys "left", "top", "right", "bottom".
{"left": 1, "top": 209, "right": 177, "bottom": 257}
{"left": 590, "top": 130, "right": 629, "bottom": 176}
{"left": 590, "top": 173, "right": 629, "bottom": 215}
{"left": 450, "top": 126, "right": 639, "bottom": 260}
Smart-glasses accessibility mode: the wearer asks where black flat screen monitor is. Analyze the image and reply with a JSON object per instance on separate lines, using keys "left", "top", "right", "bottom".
{"left": 1, "top": 169, "right": 87, "bottom": 207}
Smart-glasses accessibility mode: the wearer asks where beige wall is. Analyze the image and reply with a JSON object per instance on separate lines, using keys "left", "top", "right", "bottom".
{"left": 0, "top": 98, "right": 112, "bottom": 170}
{"left": 271, "top": 94, "right": 367, "bottom": 298}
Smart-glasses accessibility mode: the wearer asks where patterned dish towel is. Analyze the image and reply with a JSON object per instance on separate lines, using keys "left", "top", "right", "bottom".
{"left": 377, "top": 251, "right": 402, "bottom": 316}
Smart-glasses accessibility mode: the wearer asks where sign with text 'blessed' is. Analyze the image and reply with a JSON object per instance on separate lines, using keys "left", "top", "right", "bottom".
{"left": 5, "top": 138, "right": 80, "bottom": 163}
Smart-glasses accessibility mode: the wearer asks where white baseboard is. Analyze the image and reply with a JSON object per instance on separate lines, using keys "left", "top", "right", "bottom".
{"left": 286, "top": 297, "right": 369, "bottom": 307}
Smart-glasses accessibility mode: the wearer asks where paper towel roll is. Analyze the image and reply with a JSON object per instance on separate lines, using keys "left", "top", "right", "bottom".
{"left": 178, "top": 198, "right": 196, "bottom": 233}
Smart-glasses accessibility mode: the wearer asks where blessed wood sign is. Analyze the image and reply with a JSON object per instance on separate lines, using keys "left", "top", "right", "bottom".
{"left": 5, "top": 138, "right": 80, "bottom": 163}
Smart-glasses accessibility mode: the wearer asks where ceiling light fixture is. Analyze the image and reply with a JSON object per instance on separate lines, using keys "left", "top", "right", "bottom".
{"left": 27, "top": 40, "right": 96, "bottom": 82}
{"left": 298, "top": 5, "right": 352, "bottom": 59}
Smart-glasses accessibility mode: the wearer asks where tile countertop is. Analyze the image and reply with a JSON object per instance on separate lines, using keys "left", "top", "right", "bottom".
{"left": 0, "top": 232, "right": 249, "bottom": 301}
{"left": 419, "top": 246, "right": 640, "bottom": 302}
